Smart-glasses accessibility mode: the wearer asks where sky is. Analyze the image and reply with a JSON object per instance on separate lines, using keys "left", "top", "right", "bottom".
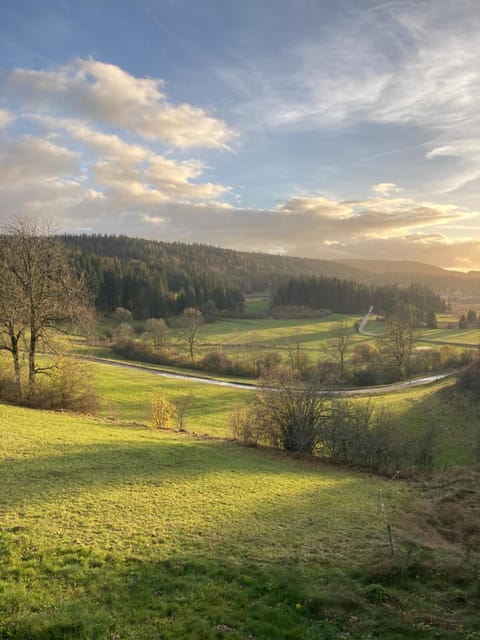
{"left": 1, "top": 0, "right": 480, "bottom": 270}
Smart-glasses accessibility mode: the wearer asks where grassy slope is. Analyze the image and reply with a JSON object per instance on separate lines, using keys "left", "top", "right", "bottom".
{"left": 366, "top": 318, "right": 480, "bottom": 347}
{"left": 2, "top": 354, "right": 480, "bottom": 639}
{"left": 93, "top": 361, "right": 479, "bottom": 465}
{"left": 175, "top": 313, "right": 367, "bottom": 351}
{"left": 0, "top": 404, "right": 395, "bottom": 639}
{"left": 1, "top": 402, "right": 479, "bottom": 640}
{"left": 92, "top": 361, "right": 254, "bottom": 435}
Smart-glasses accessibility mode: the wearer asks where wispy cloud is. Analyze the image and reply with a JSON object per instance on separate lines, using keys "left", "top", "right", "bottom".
{"left": 223, "top": 1, "right": 480, "bottom": 195}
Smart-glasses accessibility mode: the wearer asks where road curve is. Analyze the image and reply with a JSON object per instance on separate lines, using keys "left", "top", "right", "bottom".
{"left": 81, "top": 354, "right": 453, "bottom": 396}
{"left": 358, "top": 307, "right": 479, "bottom": 349}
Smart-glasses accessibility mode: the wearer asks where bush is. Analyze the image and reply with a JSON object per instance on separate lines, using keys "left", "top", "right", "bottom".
{"left": 351, "top": 343, "right": 380, "bottom": 365}
{"left": 201, "top": 350, "right": 234, "bottom": 374}
{"left": 151, "top": 394, "right": 175, "bottom": 428}
{"left": 457, "top": 357, "right": 480, "bottom": 396}
{"left": 0, "top": 357, "right": 98, "bottom": 413}
{"left": 254, "top": 368, "right": 330, "bottom": 454}
{"left": 44, "top": 356, "right": 98, "bottom": 413}
{"left": 114, "top": 307, "right": 132, "bottom": 324}
{"left": 229, "top": 406, "right": 261, "bottom": 446}
{"left": 352, "top": 367, "right": 379, "bottom": 387}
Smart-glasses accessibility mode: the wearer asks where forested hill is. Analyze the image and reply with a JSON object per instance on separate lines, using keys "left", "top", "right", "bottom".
{"left": 336, "top": 259, "right": 480, "bottom": 295}
{"left": 272, "top": 276, "right": 446, "bottom": 317}
{"left": 62, "top": 234, "right": 365, "bottom": 318}
{"left": 61, "top": 234, "right": 480, "bottom": 318}
{"left": 63, "top": 234, "right": 364, "bottom": 289}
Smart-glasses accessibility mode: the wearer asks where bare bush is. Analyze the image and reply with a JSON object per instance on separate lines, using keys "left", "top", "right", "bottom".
{"left": 151, "top": 394, "right": 175, "bottom": 428}
{"left": 254, "top": 368, "right": 331, "bottom": 454}
{"left": 172, "top": 393, "right": 196, "bottom": 431}
{"left": 228, "top": 405, "right": 262, "bottom": 446}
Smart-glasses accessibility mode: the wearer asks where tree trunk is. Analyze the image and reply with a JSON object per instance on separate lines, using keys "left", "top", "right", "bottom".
{"left": 28, "top": 327, "right": 37, "bottom": 392}
{"left": 7, "top": 329, "right": 23, "bottom": 399}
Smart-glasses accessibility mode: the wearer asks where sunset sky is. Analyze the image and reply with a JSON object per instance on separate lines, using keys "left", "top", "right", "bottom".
{"left": 1, "top": 0, "right": 480, "bottom": 269}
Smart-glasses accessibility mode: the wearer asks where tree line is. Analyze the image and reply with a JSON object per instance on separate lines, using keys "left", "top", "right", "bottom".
{"left": 271, "top": 276, "right": 446, "bottom": 318}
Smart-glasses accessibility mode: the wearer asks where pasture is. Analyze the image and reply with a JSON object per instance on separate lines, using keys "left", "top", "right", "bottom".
{"left": 1, "top": 306, "right": 479, "bottom": 638}
{"left": 1, "top": 396, "right": 479, "bottom": 639}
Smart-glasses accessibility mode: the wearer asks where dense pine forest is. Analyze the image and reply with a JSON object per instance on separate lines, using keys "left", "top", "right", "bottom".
{"left": 62, "top": 234, "right": 464, "bottom": 319}
{"left": 272, "top": 276, "right": 446, "bottom": 318}
{"left": 64, "top": 235, "right": 246, "bottom": 318}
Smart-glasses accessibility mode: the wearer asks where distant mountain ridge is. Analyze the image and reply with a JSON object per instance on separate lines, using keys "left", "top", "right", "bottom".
{"left": 336, "top": 259, "right": 449, "bottom": 276}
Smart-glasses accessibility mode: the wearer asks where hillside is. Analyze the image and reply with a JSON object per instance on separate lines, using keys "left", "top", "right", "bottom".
{"left": 336, "top": 259, "right": 480, "bottom": 296}
{"left": 337, "top": 259, "right": 449, "bottom": 275}
{"left": 57, "top": 235, "right": 480, "bottom": 320}
{"left": 1, "top": 395, "right": 479, "bottom": 639}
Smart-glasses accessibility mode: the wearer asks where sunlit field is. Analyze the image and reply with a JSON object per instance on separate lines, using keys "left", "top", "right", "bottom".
{"left": 2, "top": 398, "right": 479, "bottom": 639}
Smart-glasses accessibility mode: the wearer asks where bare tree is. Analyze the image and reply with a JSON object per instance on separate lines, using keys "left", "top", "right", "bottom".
{"left": 0, "top": 217, "right": 91, "bottom": 397}
{"left": 0, "top": 267, "right": 26, "bottom": 397}
{"left": 254, "top": 367, "right": 331, "bottom": 454}
{"left": 172, "top": 392, "right": 196, "bottom": 431}
{"left": 378, "top": 311, "right": 415, "bottom": 378}
{"left": 325, "top": 320, "right": 353, "bottom": 381}
{"left": 144, "top": 317, "right": 169, "bottom": 349}
{"left": 178, "top": 307, "right": 203, "bottom": 361}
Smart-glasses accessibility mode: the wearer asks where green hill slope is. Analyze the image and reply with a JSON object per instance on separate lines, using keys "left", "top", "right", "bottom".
{"left": 1, "top": 401, "right": 479, "bottom": 639}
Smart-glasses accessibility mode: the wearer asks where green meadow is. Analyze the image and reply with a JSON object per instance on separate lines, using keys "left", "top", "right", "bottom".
{"left": 92, "top": 361, "right": 254, "bottom": 435}
{"left": 172, "top": 313, "right": 367, "bottom": 352}
{"left": 365, "top": 318, "right": 480, "bottom": 347}
{"left": 1, "top": 350, "right": 480, "bottom": 639}
{"left": 92, "top": 360, "right": 480, "bottom": 465}
{"left": 2, "top": 393, "right": 480, "bottom": 640}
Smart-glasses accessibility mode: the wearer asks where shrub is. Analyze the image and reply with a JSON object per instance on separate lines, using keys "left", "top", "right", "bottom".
{"left": 201, "top": 350, "right": 234, "bottom": 374}
{"left": 114, "top": 306, "right": 132, "bottom": 323}
{"left": 151, "top": 394, "right": 175, "bottom": 428}
{"left": 351, "top": 342, "right": 381, "bottom": 365}
{"left": 43, "top": 356, "right": 98, "bottom": 413}
{"left": 229, "top": 406, "right": 261, "bottom": 446}
{"left": 457, "top": 357, "right": 480, "bottom": 396}
{"left": 0, "top": 356, "right": 98, "bottom": 413}
{"left": 171, "top": 393, "right": 196, "bottom": 431}
{"left": 254, "top": 368, "right": 330, "bottom": 454}
{"left": 112, "top": 322, "right": 134, "bottom": 345}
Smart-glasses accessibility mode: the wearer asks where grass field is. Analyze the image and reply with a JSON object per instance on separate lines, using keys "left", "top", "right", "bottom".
{"left": 89, "top": 361, "right": 480, "bottom": 465}
{"left": 1, "top": 400, "right": 479, "bottom": 639}
{"left": 173, "top": 313, "right": 366, "bottom": 351}
{"left": 92, "top": 361, "right": 254, "bottom": 436}
{"left": 97, "top": 309, "right": 479, "bottom": 372}
{"left": 2, "top": 320, "right": 480, "bottom": 638}
{"left": 365, "top": 318, "right": 480, "bottom": 347}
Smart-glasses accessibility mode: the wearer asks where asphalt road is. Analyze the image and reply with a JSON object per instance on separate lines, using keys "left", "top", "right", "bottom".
{"left": 82, "top": 354, "right": 453, "bottom": 396}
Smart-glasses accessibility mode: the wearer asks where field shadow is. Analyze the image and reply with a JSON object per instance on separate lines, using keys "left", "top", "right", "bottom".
{"left": 0, "top": 436, "right": 357, "bottom": 510}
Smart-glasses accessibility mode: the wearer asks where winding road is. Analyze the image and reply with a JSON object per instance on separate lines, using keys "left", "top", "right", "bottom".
{"left": 80, "top": 307, "right": 470, "bottom": 395}
{"left": 83, "top": 354, "right": 453, "bottom": 396}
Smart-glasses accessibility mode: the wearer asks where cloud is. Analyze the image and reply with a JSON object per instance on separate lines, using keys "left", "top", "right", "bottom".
{"left": 0, "top": 147, "right": 478, "bottom": 268}
{"left": 370, "top": 183, "right": 400, "bottom": 195}
{"left": 223, "top": 2, "right": 480, "bottom": 192}
{"left": 0, "top": 109, "right": 13, "bottom": 129}
{"left": 10, "top": 117, "right": 231, "bottom": 205}
{"left": 236, "top": 3, "right": 480, "bottom": 134}
{"left": 277, "top": 196, "right": 353, "bottom": 218}
{"left": 426, "top": 139, "right": 480, "bottom": 192}
{"left": 5, "top": 58, "right": 234, "bottom": 148}
{"left": 0, "top": 136, "right": 78, "bottom": 188}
